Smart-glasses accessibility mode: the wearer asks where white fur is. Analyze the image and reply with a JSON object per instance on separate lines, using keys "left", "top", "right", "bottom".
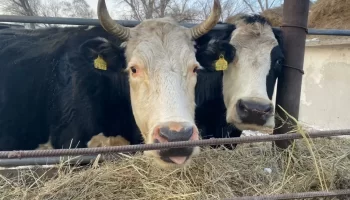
{"left": 223, "top": 20, "right": 278, "bottom": 132}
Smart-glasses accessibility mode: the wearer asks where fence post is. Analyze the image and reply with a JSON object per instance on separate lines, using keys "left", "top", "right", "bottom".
{"left": 273, "top": 0, "right": 310, "bottom": 149}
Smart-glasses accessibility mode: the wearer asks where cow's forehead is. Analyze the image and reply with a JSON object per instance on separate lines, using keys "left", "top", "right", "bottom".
{"left": 230, "top": 22, "right": 278, "bottom": 50}
{"left": 129, "top": 18, "right": 191, "bottom": 44}
{"left": 124, "top": 18, "right": 196, "bottom": 67}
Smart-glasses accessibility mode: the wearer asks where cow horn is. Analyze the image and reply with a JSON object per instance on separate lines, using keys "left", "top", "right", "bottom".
{"left": 189, "top": 0, "right": 222, "bottom": 39}
{"left": 97, "top": 0, "right": 130, "bottom": 41}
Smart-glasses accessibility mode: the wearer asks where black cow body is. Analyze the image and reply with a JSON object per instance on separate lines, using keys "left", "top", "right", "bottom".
{"left": 0, "top": 26, "right": 142, "bottom": 150}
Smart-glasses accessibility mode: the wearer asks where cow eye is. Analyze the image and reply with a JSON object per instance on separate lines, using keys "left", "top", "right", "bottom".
{"left": 193, "top": 66, "right": 199, "bottom": 73}
{"left": 276, "top": 59, "right": 283, "bottom": 66}
{"left": 130, "top": 66, "right": 137, "bottom": 73}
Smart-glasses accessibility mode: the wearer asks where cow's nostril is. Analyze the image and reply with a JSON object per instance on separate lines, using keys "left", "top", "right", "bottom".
{"left": 238, "top": 99, "right": 246, "bottom": 111}
{"left": 264, "top": 104, "right": 273, "bottom": 113}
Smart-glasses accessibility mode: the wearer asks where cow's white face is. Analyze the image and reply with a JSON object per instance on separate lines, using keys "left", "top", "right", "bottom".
{"left": 97, "top": 0, "right": 221, "bottom": 168}
{"left": 125, "top": 19, "right": 200, "bottom": 167}
{"left": 223, "top": 16, "right": 282, "bottom": 133}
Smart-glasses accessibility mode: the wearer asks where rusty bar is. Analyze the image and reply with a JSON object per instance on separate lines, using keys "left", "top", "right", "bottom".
{"left": 0, "top": 129, "right": 349, "bottom": 160}
{"left": 273, "top": 0, "right": 310, "bottom": 148}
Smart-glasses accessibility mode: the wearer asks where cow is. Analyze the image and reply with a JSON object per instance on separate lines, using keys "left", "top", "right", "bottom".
{"left": 193, "top": 14, "right": 284, "bottom": 148}
{"left": 0, "top": 0, "right": 222, "bottom": 168}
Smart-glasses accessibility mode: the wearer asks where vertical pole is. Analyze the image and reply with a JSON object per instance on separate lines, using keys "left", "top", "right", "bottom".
{"left": 273, "top": 0, "right": 310, "bottom": 149}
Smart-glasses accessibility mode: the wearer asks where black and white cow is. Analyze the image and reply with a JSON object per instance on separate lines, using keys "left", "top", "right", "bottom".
{"left": 0, "top": 0, "right": 223, "bottom": 168}
{"left": 194, "top": 14, "right": 284, "bottom": 146}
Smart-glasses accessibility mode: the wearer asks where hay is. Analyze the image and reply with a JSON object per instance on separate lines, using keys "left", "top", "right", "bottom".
{"left": 308, "top": 0, "right": 350, "bottom": 30}
{"left": 261, "top": 6, "right": 283, "bottom": 27}
{"left": 1, "top": 137, "right": 350, "bottom": 200}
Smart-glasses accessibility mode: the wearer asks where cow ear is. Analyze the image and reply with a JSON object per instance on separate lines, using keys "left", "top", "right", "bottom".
{"left": 79, "top": 37, "right": 126, "bottom": 72}
{"left": 195, "top": 39, "right": 236, "bottom": 72}
{"left": 79, "top": 37, "right": 108, "bottom": 60}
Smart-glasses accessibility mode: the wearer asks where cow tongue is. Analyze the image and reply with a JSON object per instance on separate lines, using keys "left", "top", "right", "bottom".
{"left": 169, "top": 156, "right": 187, "bottom": 164}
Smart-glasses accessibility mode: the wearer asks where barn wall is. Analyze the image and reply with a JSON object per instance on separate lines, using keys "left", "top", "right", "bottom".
{"left": 273, "top": 39, "right": 350, "bottom": 130}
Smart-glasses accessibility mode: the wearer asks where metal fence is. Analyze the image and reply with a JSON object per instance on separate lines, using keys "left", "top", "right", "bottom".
{"left": 0, "top": 15, "right": 350, "bottom": 36}
{"left": 0, "top": 11, "right": 350, "bottom": 200}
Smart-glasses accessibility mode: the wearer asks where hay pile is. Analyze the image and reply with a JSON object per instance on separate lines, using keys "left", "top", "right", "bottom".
{"left": 308, "top": 0, "right": 350, "bottom": 30}
{"left": 261, "top": 6, "right": 283, "bottom": 27}
{"left": 1, "top": 137, "right": 350, "bottom": 200}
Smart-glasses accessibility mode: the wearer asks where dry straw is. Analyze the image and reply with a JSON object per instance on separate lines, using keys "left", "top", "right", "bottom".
{"left": 1, "top": 136, "right": 350, "bottom": 199}
{"left": 261, "top": 6, "right": 283, "bottom": 27}
{"left": 308, "top": 0, "right": 350, "bottom": 30}
{"left": 1, "top": 106, "right": 350, "bottom": 200}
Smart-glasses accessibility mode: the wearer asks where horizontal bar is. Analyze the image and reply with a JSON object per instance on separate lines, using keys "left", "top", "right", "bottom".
{"left": 0, "top": 153, "right": 127, "bottom": 167}
{"left": 225, "top": 189, "right": 350, "bottom": 200}
{"left": 0, "top": 129, "right": 349, "bottom": 159}
{"left": 308, "top": 28, "right": 350, "bottom": 36}
{"left": 0, "top": 15, "right": 349, "bottom": 36}
{"left": 0, "top": 15, "right": 226, "bottom": 30}
{"left": 0, "top": 155, "right": 100, "bottom": 167}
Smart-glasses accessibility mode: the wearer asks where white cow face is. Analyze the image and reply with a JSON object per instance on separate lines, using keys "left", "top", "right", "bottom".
{"left": 223, "top": 15, "right": 284, "bottom": 133}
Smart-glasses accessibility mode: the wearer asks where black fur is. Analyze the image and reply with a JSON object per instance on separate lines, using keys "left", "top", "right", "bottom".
{"left": 0, "top": 26, "right": 144, "bottom": 150}
{"left": 240, "top": 14, "right": 272, "bottom": 26}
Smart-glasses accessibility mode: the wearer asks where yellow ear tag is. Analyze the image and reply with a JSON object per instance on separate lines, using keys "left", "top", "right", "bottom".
{"left": 94, "top": 55, "right": 107, "bottom": 71}
{"left": 215, "top": 54, "right": 228, "bottom": 71}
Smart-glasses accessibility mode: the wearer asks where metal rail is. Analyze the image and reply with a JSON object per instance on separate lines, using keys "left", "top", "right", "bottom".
{"left": 225, "top": 189, "right": 350, "bottom": 200}
{"left": 0, "top": 15, "right": 349, "bottom": 36}
{"left": 0, "top": 129, "right": 349, "bottom": 159}
{"left": 0, "top": 155, "right": 101, "bottom": 167}
{"left": 0, "top": 15, "right": 223, "bottom": 29}
{"left": 308, "top": 28, "right": 350, "bottom": 36}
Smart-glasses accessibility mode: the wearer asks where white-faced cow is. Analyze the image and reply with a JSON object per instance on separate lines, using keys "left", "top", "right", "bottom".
{"left": 0, "top": 0, "right": 222, "bottom": 168}
{"left": 194, "top": 14, "right": 284, "bottom": 147}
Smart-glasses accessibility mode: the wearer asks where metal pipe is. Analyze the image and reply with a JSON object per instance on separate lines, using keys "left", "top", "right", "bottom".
{"left": 308, "top": 28, "right": 350, "bottom": 36}
{"left": 225, "top": 189, "right": 350, "bottom": 200}
{"left": 0, "top": 15, "right": 350, "bottom": 36}
{"left": 0, "top": 15, "right": 227, "bottom": 29}
{"left": 0, "top": 155, "right": 100, "bottom": 167}
{"left": 0, "top": 153, "right": 131, "bottom": 167}
{"left": 0, "top": 129, "right": 349, "bottom": 159}
{"left": 273, "top": 0, "right": 310, "bottom": 149}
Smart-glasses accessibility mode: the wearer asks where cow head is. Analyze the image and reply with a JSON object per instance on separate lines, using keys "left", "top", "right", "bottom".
{"left": 223, "top": 15, "right": 284, "bottom": 133}
{"left": 96, "top": 0, "right": 221, "bottom": 168}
